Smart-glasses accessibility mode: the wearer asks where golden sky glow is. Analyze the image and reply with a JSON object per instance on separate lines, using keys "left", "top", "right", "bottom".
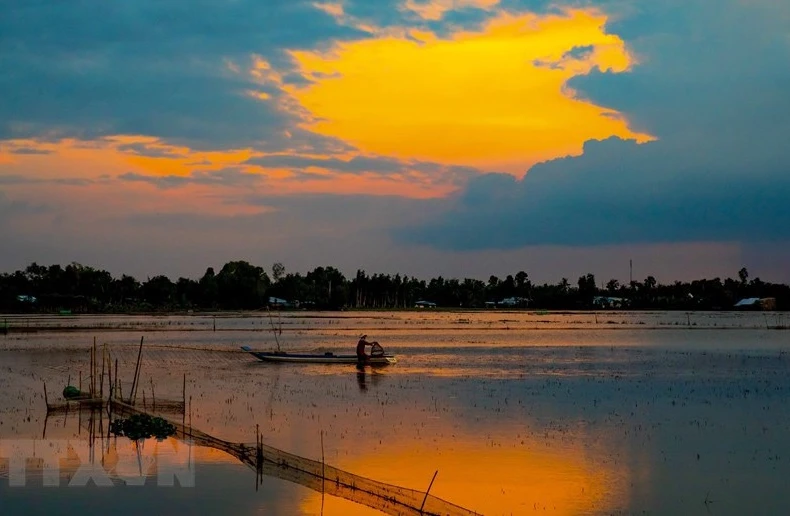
{"left": 287, "top": 9, "right": 652, "bottom": 174}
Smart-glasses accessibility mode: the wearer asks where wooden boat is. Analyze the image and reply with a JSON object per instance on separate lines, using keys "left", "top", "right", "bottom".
{"left": 241, "top": 346, "right": 398, "bottom": 365}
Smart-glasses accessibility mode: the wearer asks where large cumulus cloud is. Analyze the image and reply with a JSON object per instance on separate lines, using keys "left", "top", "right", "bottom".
{"left": 396, "top": 0, "right": 790, "bottom": 249}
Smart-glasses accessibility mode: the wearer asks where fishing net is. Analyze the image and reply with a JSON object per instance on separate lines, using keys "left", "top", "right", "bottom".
{"left": 112, "top": 401, "right": 479, "bottom": 516}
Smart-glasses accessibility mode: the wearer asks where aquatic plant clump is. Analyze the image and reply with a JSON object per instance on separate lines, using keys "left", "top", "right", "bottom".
{"left": 110, "top": 414, "right": 176, "bottom": 441}
{"left": 62, "top": 385, "right": 83, "bottom": 399}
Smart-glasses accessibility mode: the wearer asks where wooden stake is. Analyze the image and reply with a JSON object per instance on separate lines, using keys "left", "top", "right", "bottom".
{"left": 43, "top": 381, "right": 49, "bottom": 410}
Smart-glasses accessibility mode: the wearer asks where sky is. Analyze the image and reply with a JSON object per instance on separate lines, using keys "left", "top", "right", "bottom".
{"left": 1, "top": 0, "right": 789, "bottom": 284}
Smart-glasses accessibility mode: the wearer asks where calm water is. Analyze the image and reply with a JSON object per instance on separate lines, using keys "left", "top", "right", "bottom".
{"left": 2, "top": 311, "right": 790, "bottom": 515}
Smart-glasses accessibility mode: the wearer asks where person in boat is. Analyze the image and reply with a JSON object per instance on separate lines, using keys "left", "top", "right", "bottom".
{"left": 357, "top": 334, "right": 374, "bottom": 364}
{"left": 357, "top": 334, "right": 385, "bottom": 367}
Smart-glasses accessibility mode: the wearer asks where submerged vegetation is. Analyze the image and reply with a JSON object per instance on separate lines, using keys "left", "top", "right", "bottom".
{"left": 110, "top": 414, "right": 176, "bottom": 441}
{"left": 0, "top": 261, "right": 787, "bottom": 312}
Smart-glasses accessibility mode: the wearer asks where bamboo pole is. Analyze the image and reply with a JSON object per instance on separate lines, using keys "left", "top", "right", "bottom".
{"left": 321, "top": 429, "right": 326, "bottom": 514}
{"left": 107, "top": 352, "right": 113, "bottom": 399}
{"left": 100, "top": 343, "right": 106, "bottom": 399}
{"left": 107, "top": 356, "right": 113, "bottom": 416}
{"left": 267, "top": 308, "right": 281, "bottom": 351}
{"left": 255, "top": 424, "right": 260, "bottom": 491}
{"left": 130, "top": 336, "right": 144, "bottom": 404}
{"left": 419, "top": 470, "right": 439, "bottom": 514}
{"left": 90, "top": 343, "right": 94, "bottom": 396}
{"left": 182, "top": 374, "right": 186, "bottom": 428}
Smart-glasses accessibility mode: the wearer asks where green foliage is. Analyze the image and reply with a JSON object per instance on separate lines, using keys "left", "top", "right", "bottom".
{"left": 215, "top": 261, "right": 269, "bottom": 309}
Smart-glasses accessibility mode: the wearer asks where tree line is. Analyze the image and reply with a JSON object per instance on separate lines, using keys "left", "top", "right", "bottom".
{"left": 0, "top": 261, "right": 787, "bottom": 313}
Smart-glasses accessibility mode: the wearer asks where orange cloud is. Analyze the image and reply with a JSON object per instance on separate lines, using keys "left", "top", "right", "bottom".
{"left": 287, "top": 9, "right": 653, "bottom": 174}
{"left": 0, "top": 136, "right": 458, "bottom": 206}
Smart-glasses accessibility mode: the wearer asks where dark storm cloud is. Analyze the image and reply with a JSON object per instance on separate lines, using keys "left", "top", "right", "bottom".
{"left": 0, "top": 0, "right": 371, "bottom": 149}
{"left": 396, "top": 137, "right": 790, "bottom": 249}
{"left": 395, "top": 0, "right": 790, "bottom": 250}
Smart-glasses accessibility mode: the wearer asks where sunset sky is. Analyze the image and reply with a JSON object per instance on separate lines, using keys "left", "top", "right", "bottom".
{"left": 1, "top": 0, "right": 788, "bottom": 283}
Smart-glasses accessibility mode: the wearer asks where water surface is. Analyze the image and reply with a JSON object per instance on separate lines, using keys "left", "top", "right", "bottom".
{"left": 2, "top": 311, "right": 789, "bottom": 514}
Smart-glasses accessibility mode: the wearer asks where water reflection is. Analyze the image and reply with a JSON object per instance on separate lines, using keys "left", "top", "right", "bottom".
{"left": 357, "top": 369, "right": 368, "bottom": 391}
{"left": 355, "top": 367, "right": 384, "bottom": 392}
{"left": 2, "top": 405, "right": 479, "bottom": 515}
{"left": 301, "top": 427, "right": 628, "bottom": 515}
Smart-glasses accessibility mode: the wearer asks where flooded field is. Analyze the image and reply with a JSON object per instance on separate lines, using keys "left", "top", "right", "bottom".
{"left": 1, "top": 310, "right": 790, "bottom": 515}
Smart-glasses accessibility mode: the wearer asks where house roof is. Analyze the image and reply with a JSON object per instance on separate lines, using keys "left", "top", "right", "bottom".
{"left": 734, "top": 298, "right": 761, "bottom": 306}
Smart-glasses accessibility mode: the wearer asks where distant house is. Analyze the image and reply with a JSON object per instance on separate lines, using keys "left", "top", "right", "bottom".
{"left": 414, "top": 300, "right": 437, "bottom": 308}
{"left": 268, "top": 296, "right": 294, "bottom": 308}
{"left": 734, "top": 298, "right": 776, "bottom": 310}
{"left": 484, "top": 297, "right": 530, "bottom": 309}
{"left": 593, "top": 296, "right": 627, "bottom": 309}
{"left": 498, "top": 297, "right": 530, "bottom": 308}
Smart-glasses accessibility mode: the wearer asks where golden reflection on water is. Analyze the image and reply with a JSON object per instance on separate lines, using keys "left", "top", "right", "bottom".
{"left": 301, "top": 434, "right": 628, "bottom": 515}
